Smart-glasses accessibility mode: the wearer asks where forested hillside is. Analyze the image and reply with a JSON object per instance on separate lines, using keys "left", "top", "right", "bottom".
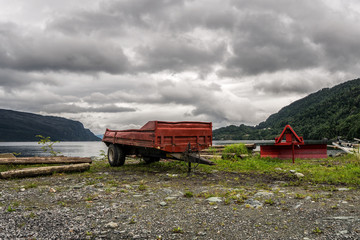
{"left": 213, "top": 78, "right": 360, "bottom": 140}
{"left": 0, "top": 109, "right": 100, "bottom": 141}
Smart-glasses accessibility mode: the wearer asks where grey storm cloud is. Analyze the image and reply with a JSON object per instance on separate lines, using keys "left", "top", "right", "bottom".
{"left": 43, "top": 104, "right": 136, "bottom": 114}
{"left": 42, "top": 0, "right": 360, "bottom": 80}
{"left": 0, "top": 23, "right": 130, "bottom": 74}
{"left": 136, "top": 39, "right": 226, "bottom": 73}
{"left": 1, "top": 0, "right": 360, "bottom": 133}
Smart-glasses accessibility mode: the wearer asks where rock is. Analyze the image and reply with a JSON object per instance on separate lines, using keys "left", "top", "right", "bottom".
{"left": 295, "top": 172, "right": 304, "bottom": 178}
{"left": 162, "top": 188, "right": 173, "bottom": 194}
{"left": 326, "top": 216, "right": 357, "bottom": 221}
{"left": 165, "top": 197, "right": 177, "bottom": 201}
{"left": 159, "top": 201, "right": 167, "bottom": 206}
{"left": 294, "top": 203, "right": 303, "bottom": 209}
{"left": 105, "top": 222, "right": 118, "bottom": 229}
{"left": 133, "top": 195, "right": 143, "bottom": 198}
{"left": 206, "top": 197, "right": 222, "bottom": 202}
{"left": 290, "top": 170, "right": 296, "bottom": 173}
{"left": 245, "top": 199, "right": 263, "bottom": 208}
{"left": 166, "top": 174, "right": 178, "bottom": 177}
{"left": 197, "top": 231, "right": 206, "bottom": 236}
{"left": 171, "top": 191, "right": 184, "bottom": 197}
{"left": 20, "top": 188, "right": 26, "bottom": 192}
{"left": 338, "top": 188, "right": 350, "bottom": 191}
{"left": 338, "top": 230, "right": 349, "bottom": 235}
{"left": 254, "top": 191, "right": 274, "bottom": 198}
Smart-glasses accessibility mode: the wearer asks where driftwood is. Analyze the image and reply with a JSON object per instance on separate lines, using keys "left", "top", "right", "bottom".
{"left": 0, "top": 157, "right": 92, "bottom": 165}
{"left": 0, "top": 153, "right": 16, "bottom": 159}
{"left": 0, "top": 163, "right": 90, "bottom": 179}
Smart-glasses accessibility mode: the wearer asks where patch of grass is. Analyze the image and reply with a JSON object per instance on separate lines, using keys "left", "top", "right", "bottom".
{"left": 84, "top": 194, "right": 99, "bottom": 201}
{"left": 200, "top": 154, "right": 360, "bottom": 187}
{"left": 184, "top": 191, "right": 194, "bottom": 198}
{"left": 24, "top": 182, "right": 38, "bottom": 189}
{"left": 264, "top": 198, "right": 275, "bottom": 205}
{"left": 7, "top": 205, "right": 16, "bottom": 212}
{"left": 222, "top": 143, "right": 250, "bottom": 160}
{"left": 129, "top": 216, "right": 136, "bottom": 224}
{"left": 294, "top": 193, "right": 306, "bottom": 199}
{"left": 27, "top": 212, "right": 36, "bottom": 218}
{"left": 172, "top": 226, "right": 183, "bottom": 233}
{"left": 138, "top": 184, "right": 147, "bottom": 191}
{"left": 312, "top": 227, "right": 323, "bottom": 234}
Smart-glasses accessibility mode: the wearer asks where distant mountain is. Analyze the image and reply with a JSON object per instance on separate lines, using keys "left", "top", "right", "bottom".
{"left": 0, "top": 109, "right": 100, "bottom": 141}
{"left": 213, "top": 78, "right": 360, "bottom": 140}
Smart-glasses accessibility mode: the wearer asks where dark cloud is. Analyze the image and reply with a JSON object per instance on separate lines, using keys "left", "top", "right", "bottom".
{"left": 0, "top": 23, "right": 130, "bottom": 74}
{"left": 1, "top": 0, "right": 360, "bottom": 134}
{"left": 43, "top": 103, "right": 136, "bottom": 114}
{"left": 136, "top": 39, "right": 226, "bottom": 73}
{"left": 0, "top": 69, "right": 57, "bottom": 90}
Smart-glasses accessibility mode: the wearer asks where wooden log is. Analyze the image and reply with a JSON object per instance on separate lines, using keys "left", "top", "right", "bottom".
{"left": 0, "top": 157, "right": 92, "bottom": 165}
{"left": 0, "top": 163, "right": 90, "bottom": 179}
{"left": 332, "top": 142, "right": 353, "bottom": 154}
{"left": 0, "top": 153, "right": 16, "bottom": 159}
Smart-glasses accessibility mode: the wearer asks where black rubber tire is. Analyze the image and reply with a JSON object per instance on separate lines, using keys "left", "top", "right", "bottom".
{"left": 143, "top": 156, "right": 160, "bottom": 164}
{"left": 108, "top": 144, "right": 126, "bottom": 166}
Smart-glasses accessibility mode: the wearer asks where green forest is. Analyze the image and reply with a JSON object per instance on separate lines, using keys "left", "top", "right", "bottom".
{"left": 213, "top": 78, "right": 360, "bottom": 141}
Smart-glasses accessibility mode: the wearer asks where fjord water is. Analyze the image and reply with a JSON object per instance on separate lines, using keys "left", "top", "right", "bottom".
{"left": 0, "top": 140, "right": 261, "bottom": 157}
{"left": 0, "top": 140, "right": 337, "bottom": 157}
{"left": 0, "top": 142, "right": 108, "bottom": 157}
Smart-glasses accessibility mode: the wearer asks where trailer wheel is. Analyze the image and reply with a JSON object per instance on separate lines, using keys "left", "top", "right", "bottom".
{"left": 143, "top": 156, "right": 160, "bottom": 164}
{"left": 108, "top": 144, "right": 126, "bottom": 166}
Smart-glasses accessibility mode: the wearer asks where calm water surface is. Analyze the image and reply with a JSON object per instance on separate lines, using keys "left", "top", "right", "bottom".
{"left": 0, "top": 140, "right": 339, "bottom": 157}
{"left": 0, "top": 141, "right": 108, "bottom": 157}
{"left": 0, "top": 140, "right": 266, "bottom": 157}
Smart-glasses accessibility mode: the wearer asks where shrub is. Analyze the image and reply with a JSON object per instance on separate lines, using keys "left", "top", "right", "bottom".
{"left": 222, "top": 143, "right": 249, "bottom": 160}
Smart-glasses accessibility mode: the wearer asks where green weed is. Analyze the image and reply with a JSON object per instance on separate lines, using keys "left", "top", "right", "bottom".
{"left": 184, "top": 191, "right": 194, "bottom": 198}
{"left": 172, "top": 226, "right": 183, "bottom": 233}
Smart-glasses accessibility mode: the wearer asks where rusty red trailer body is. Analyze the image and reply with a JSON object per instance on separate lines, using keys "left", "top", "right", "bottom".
{"left": 103, "top": 121, "right": 212, "bottom": 152}
{"left": 102, "top": 121, "right": 214, "bottom": 169}
{"left": 260, "top": 125, "right": 327, "bottom": 161}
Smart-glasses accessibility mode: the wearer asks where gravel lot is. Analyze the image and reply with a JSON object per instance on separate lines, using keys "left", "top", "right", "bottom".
{"left": 0, "top": 161, "right": 359, "bottom": 240}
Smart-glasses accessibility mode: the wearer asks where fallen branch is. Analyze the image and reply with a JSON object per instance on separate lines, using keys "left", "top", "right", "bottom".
{"left": 0, "top": 157, "right": 92, "bottom": 165}
{"left": 0, "top": 163, "right": 90, "bottom": 179}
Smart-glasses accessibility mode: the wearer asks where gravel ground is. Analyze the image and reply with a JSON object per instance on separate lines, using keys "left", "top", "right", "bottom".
{"left": 0, "top": 162, "right": 359, "bottom": 240}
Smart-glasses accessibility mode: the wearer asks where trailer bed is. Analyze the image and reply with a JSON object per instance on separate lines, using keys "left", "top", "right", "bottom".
{"left": 102, "top": 121, "right": 212, "bottom": 153}
{"left": 102, "top": 121, "right": 214, "bottom": 169}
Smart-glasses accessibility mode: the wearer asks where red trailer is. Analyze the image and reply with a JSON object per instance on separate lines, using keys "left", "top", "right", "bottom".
{"left": 260, "top": 125, "right": 327, "bottom": 162}
{"left": 102, "top": 121, "right": 214, "bottom": 170}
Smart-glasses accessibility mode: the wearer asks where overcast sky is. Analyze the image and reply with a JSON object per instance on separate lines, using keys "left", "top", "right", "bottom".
{"left": 1, "top": 0, "right": 360, "bottom": 134}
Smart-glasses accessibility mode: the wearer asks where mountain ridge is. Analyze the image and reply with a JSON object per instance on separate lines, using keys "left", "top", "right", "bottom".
{"left": 213, "top": 78, "right": 360, "bottom": 140}
{"left": 0, "top": 109, "right": 100, "bottom": 141}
